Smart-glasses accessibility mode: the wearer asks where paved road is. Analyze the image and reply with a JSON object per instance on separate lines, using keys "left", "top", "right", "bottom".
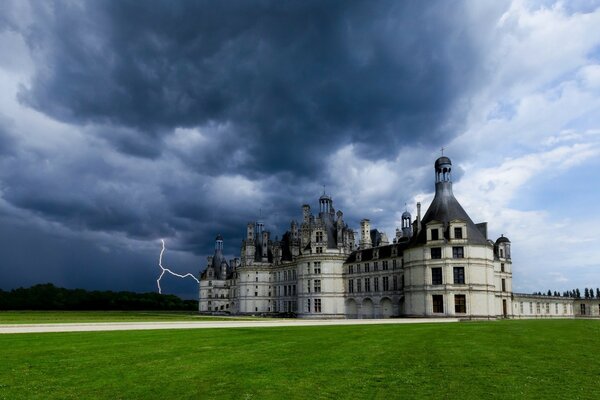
{"left": 0, "top": 318, "right": 458, "bottom": 334}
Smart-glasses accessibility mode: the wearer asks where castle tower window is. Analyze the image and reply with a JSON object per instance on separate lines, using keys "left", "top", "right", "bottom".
{"left": 393, "top": 276, "right": 398, "bottom": 290}
{"left": 316, "top": 231, "right": 324, "bottom": 243}
{"left": 349, "top": 279, "right": 354, "bottom": 293}
{"left": 454, "top": 295, "right": 466, "bottom": 313}
{"left": 432, "top": 268, "right": 442, "bottom": 285}
{"left": 431, "top": 247, "right": 442, "bottom": 259}
{"left": 314, "top": 262, "right": 321, "bottom": 274}
{"left": 374, "top": 277, "right": 379, "bottom": 291}
{"left": 501, "top": 263, "right": 505, "bottom": 272}
{"left": 348, "top": 265, "right": 354, "bottom": 274}
{"left": 357, "top": 279, "right": 362, "bottom": 292}
{"left": 374, "top": 262, "right": 378, "bottom": 271}
{"left": 307, "top": 299, "right": 311, "bottom": 312}
{"left": 453, "top": 267, "right": 465, "bottom": 284}
{"left": 382, "top": 261, "right": 388, "bottom": 271}
{"left": 431, "top": 229, "right": 439, "bottom": 240}
{"left": 502, "top": 279, "right": 506, "bottom": 292}
{"left": 365, "top": 278, "right": 371, "bottom": 292}
{"left": 432, "top": 295, "right": 444, "bottom": 313}
{"left": 383, "top": 276, "right": 389, "bottom": 291}
{"left": 314, "top": 299, "right": 322, "bottom": 313}
{"left": 316, "top": 246, "right": 323, "bottom": 254}
{"left": 314, "top": 280, "right": 321, "bottom": 293}
{"left": 454, "top": 227, "right": 463, "bottom": 239}
{"left": 365, "top": 263, "right": 370, "bottom": 273}
{"left": 452, "top": 247, "right": 464, "bottom": 258}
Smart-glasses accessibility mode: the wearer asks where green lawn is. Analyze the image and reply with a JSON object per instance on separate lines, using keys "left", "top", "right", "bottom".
{"left": 0, "top": 311, "right": 248, "bottom": 324}
{"left": 0, "top": 320, "right": 598, "bottom": 399}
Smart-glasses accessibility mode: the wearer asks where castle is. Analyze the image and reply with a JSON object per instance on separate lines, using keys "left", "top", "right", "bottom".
{"left": 199, "top": 156, "right": 593, "bottom": 319}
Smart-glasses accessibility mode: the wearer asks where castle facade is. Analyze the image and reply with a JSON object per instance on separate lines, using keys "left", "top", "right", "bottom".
{"left": 199, "top": 156, "right": 585, "bottom": 319}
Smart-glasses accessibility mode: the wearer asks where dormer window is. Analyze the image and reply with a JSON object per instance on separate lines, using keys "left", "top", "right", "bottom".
{"left": 431, "top": 229, "right": 439, "bottom": 241}
{"left": 356, "top": 252, "right": 362, "bottom": 262}
{"left": 454, "top": 227, "right": 463, "bottom": 239}
{"left": 373, "top": 249, "right": 379, "bottom": 259}
{"left": 315, "top": 231, "right": 324, "bottom": 243}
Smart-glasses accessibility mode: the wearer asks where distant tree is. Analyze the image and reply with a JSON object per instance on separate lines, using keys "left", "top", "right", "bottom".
{"left": 597, "top": 288, "right": 600, "bottom": 298}
{"left": 590, "top": 288, "right": 594, "bottom": 299}
{"left": 547, "top": 290, "right": 552, "bottom": 296}
{"left": 584, "top": 288, "right": 590, "bottom": 299}
{"left": 576, "top": 288, "right": 581, "bottom": 298}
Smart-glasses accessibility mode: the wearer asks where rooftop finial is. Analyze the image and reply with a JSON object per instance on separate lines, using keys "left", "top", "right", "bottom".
{"left": 440, "top": 146, "right": 445, "bottom": 156}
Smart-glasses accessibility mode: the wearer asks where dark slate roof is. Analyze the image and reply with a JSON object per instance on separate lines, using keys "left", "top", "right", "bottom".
{"left": 415, "top": 181, "right": 488, "bottom": 245}
{"left": 496, "top": 235, "right": 511, "bottom": 244}
{"left": 346, "top": 241, "right": 410, "bottom": 263}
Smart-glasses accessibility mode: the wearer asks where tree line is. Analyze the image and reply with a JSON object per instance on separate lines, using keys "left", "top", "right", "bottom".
{"left": 0, "top": 283, "right": 198, "bottom": 311}
{"left": 531, "top": 288, "right": 600, "bottom": 299}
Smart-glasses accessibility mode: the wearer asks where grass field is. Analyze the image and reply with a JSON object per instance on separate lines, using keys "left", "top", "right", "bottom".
{"left": 1, "top": 319, "right": 598, "bottom": 399}
{"left": 0, "top": 311, "right": 249, "bottom": 324}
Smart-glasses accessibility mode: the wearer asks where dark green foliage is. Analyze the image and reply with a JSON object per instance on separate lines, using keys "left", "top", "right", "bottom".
{"left": 0, "top": 283, "right": 197, "bottom": 311}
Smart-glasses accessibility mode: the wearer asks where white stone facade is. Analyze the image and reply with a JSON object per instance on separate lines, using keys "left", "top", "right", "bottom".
{"left": 199, "top": 156, "right": 580, "bottom": 319}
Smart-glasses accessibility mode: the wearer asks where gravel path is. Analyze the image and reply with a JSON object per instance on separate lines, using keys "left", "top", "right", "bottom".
{"left": 0, "top": 318, "right": 459, "bottom": 334}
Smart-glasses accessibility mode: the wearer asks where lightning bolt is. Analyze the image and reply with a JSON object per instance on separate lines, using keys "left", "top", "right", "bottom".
{"left": 157, "top": 239, "right": 200, "bottom": 294}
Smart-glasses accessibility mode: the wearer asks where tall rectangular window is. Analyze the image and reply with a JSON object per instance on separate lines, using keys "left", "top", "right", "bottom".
{"left": 314, "top": 262, "right": 321, "bottom": 274}
{"left": 314, "top": 299, "right": 322, "bottom": 313}
{"left": 383, "top": 276, "right": 389, "bottom": 291}
{"left": 454, "top": 227, "right": 463, "bottom": 239}
{"left": 307, "top": 299, "right": 311, "bottom": 312}
{"left": 315, "top": 231, "right": 323, "bottom": 243}
{"left": 356, "top": 264, "right": 361, "bottom": 273}
{"left": 433, "top": 295, "right": 444, "bottom": 313}
{"left": 454, "top": 294, "right": 466, "bottom": 313}
{"left": 501, "top": 279, "right": 506, "bottom": 292}
{"left": 357, "top": 279, "right": 361, "bottom": 292}
{"left": 383, "top": 261, "right": 388, "bottom": 271}
{"left": 431, "top": 229, "right": 439, "bottom": 240}
{"left": 392, "top": 260, "right": 397, "bottom": 270}
{"left": 393, "top": 276, "right": 398, "bottom": 290}
{"left": 348, "top": 265, "right": 354, "bottom": 274}
{"left": 365, "top": 278, "right": 371, "bottom": 292}
{"left": 314, "top": 280, "right": 321, "bottom": 293}
{"left": 500, "top": 263, "right": 505, "bottom": 272}
{"left": 453, "top": 267, "right": 465, "bottom": 284}
{"left": 431, "top": 247, "right": 442, "bottom": 259}
{"left": 307, "top": 279, "right": 311, "bottom": 293}
{"left": 306, "top": 262, "right": 310, "bottom": 274}
{"left": 374, "top": 277, "right": 379, "bottom": 291}
{"left": 452, "top": 247, "right": 464, "bottom": 258}
{"left": 432, "top": 267, "right": 442, "bottom": 285}
{"left": 348, "top": 279, "right": 354, "bottom": 293}
{"left": 365, "top": 263, "right": 370, "bottom": 273}
{"left": 519, "top": 302, "right": 523, "bottom": 313}
{"left": 316, "top": 246, "right": 323, "bottom": 254}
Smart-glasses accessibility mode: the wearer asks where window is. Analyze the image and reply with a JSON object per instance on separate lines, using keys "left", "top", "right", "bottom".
{"left": 315, "top": 231, "right": 323, "bottom": 243}
{"left": 392, "top": 260, "right": 397, "bottom": 270}
{"left": 365, "top": 278, "right": 371, "bottom": 292}
{"left": 563, "top": 304, "right": 567, "bottom": 314}
{"left": 454, "top": 295, "right": 466, "bottom": 313}
{"left": 454, "top": 227, "right": 463, "bottom": 239}
{"left": 307, "top": 280, "right": 311, "bottom": 293}
{"left": 306, "top": 263, "right": 310, "bottom": 274}
{"left": 349, "top": 279, "right": 354, "bottom": 293}
{"left": 453, "top": 267, "right": 465, "bottom": 284}
{"left": 393, "top": 276, "right": 398, "bottom": 290}
{"left": 545, "top": 303, "right": 550, "bottom": 314}
{"left": 365, "top": 263, "right": 370, "bottom": 273}
{"left": 431, "top": 247, "right": 442, "bottom": 259}
{"left": 452, "top": 246, "right": 464, "bottom": 258}
{"left": 555, "top": 303, "right": 558, "bottom": 314}
{"left": 314, "top": 299, "right": 322, "bottom": 313}
{"left": 383, "top": 261, "right": 388, "bottom": 271}
{"left": 500, "top": 249, "right": 504, "bottom": 258}
{"left": 374, "top": 262, "right": 378, "bottom": 271}
{"left": 349, "top": 265, "right": 354, "bottom": 274}
{"left": 580, "top": 304, "right": 586, "bottom": 314}
{"left": 432, "top": 267, "right": 442, "bottom": 285}
{"left": 500, "top": 263, "right": 505, "bottom": 272}
{"left": 536, "top": 303, "right": 541, "bottom": 314}
{"left": 519, "top": 302, "right": 523, "bottom": 314}
{"left": 357, "top": 279, "right": 362, "bottom": 292}
{"left": 501, "top": 279, "right": 506, "bottom": 292}
{"left": 356, "top": 264, "right": 361, "bottom": 274}
{"left": 431, "top": 229, "right": 439, "bottom": 240}
{"left": 383, "top": 276, "right": 389, "bottom": 291}
{"left": 293, "top": 270, "right": 296, "bottom": 280}
{"left": 374, "top": 277, "right": 379, "bottom": 291}
{"left": 529, "top": 302, "right": 533, "bottom": 313}
{"left": 307, "top": 299, "right": 311, "bottom": 312}
{"left": 254, "top": 292, "right": 258, "bottom": 297}
{"left": 314, "top": 280, "right": 321, "bottom": 293}
{"left": 433, "top": 295, "right": 444, "bottom": 313}
{"left": 284, "top": 271, "right": 287, "bottom": 280}
{"left": 208, "top": 281, "right": 212, "bottom": 286}
{"left": 314, "top": 262, "right": 321, "bottom": 274}
{"left": 316, "top": 246, "right": 323, "bottom": 254}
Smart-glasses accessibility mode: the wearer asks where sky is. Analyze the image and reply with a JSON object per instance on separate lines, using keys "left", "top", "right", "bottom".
{"left": 0, "top": 0, "right": 599, "bottom": 299}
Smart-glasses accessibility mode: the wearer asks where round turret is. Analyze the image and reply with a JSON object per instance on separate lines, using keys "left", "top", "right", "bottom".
{"left": 435, "top": 156, "right": 452, "bottom": 183}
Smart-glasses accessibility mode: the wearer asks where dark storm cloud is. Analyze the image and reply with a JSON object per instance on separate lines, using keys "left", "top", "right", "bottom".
{"left": 19, "top": 0, "right": 481, "bottom": 176}
{"left": 0, "top": 0, "right": 506, "bottom": 297}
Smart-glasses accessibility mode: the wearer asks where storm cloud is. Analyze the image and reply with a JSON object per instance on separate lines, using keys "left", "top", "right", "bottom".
{"left": 0, "top": 1, "right": 513, "bottom": 297}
